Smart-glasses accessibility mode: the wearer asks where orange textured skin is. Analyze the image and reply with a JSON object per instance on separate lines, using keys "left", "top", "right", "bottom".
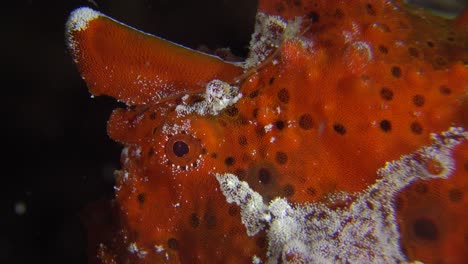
{"left": 67, "top": 1, "right": 468, "bottom": 263}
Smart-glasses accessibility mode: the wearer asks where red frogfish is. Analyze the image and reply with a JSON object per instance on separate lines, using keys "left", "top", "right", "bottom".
{"left": 66, "top": 0, "right": 468, "bottom": 263}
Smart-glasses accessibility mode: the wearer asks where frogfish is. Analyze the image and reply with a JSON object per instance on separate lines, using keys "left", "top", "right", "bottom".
{"left": 66, "top": 0, "right": 468, "bottom": 263}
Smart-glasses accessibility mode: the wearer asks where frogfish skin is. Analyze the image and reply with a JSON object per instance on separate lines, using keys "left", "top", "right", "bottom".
{"left": 66, "top": 0, "right": 468, "bottom": 263}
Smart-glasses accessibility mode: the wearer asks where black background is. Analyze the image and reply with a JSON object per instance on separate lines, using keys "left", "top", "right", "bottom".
{"left": 3, "top": 1, "right": 256, "bottom": 263}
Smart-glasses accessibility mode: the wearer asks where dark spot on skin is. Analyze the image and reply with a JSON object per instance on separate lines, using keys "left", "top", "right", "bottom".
{"left": 307, "top": 187, "right": 316, "bottom": 196}
{"left": 333, "top": 123, "right": 346, "bottom": 135}
{"left": 256, "top": 126, "right": 266, "bottom": 137}
{"left": 464, "top": 161, "right": 468, "bottom": 172}
{"left": 148, "top": 147, "right": 155, "bottom": 157}
{"left": 275, "top": 120, "right": 285, "bottom": 130}
{"left": 410, "top": 122, "right": 423, "bottom": 135}
{"left": 335, "top": 8, "right": 344, "bottom": 18}
{"left": 366, "top": 201, "right": 374, "bottom": 210}
{"left": 204, "top": 213, "right": 217, "bottom": 229}
{"left": 378, "top": 45, "right": 388, "bottom": 54}
{"left": 249, "top": 90, "right": 259, "bottom": 98}
{"left": 275, "top": 152, "right": 288, "bottom": 165}
{"left": 191, "top": 95, "right": 205, "bottom": 104}
{"left": 366, "top": 3, "right": 376, "bottom": 16}
{"left": 275, "top": 3, "right": 285, "bottom": 13}
{"left": 167, "top": 238, "right": 179, "bottom": 250}
{"left": 299, "top": 114, "right": 314, "bottom": 130}
{"left": 253, "top": 108, "right": 259, "bottom": 118}
{"left": 391, "top": 66, "right": 402, "bottom": 78}
{"left": 278, "top": 88, "right": 290, "bottom": 103}
{"left": 173, "top": 141, "right": 189, "bottom": 157}
{"left": 225, "top": 157, "right": 235, "bottom": 166}
{"left": 219, "top": 120, "right": 227, "bottom": 127}
{"left": 238, "top": 115, "right": 249, "bottom": 126}
{"left": 283, "top": 184, "right": 295, "bottom": 197}
{"left": 258, "top": 168, "right": 271, "bottom": 184}
{"left": 380, "top": 87, "right": 393, "bottom": 101}
{"left": 413, "top": 218, "right": 439, "bottom": 240}
{"left": 238, "top": 135, "right": 248, "bottom": 146}
{"left": 175, "top": 97, "right": 183, "bottom": 105}
{"left": 408, "top": 47, "right": 419, "bottom": 57}
{"left": 447, "top": 36, "right": 454, "bottom": 42}
{"left": 379, "top": 119, "right": 392, "bottom": 132}
{"left": 414, "top": 182, "right": 428, "bottom": 194}
{"left": 448, "top": 189, "right": 463, "bottom": 202}
{"left": 228, "top": 205, "right": 238, "bottom": 216}
{"left": 308, "top": 11, "right": 320, "bottom": 23}
{"left": 256, "top": 236, "right": 267, "bottom": 248}
{"left": 137, "top": 193, "right": 146, "bottom": 204}
{"left": 439, "top": 85, "right": 451, "bottom": 95}
{"left": 211, "top": 153, "right": 218, "bottom": 159}
{"left": 427, "top": 41, "right": 434, "bottom": 48}
{"left": 190, "top": 213, "right": 200, "bottom": 228}
{"left": 293, "top": 0, "right": 302, "bottom": 6}
{"left": 434, "top": 56, "right": 448, "bottom": 68}
{"left": 412, "top": 95, "right": 425, "bottom": 107}
{"left": 149, "top": 112, "right": 156, "bottom": 120}
{"left": 225, "top": 106, "right": 238, "bottom": 117}
{"left": 269, "top": 77, "right": 275, "bottom": 85}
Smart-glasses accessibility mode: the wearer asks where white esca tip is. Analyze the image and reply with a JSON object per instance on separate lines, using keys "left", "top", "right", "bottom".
{"left": 66, "top": 7, "right": 101, "bottom": 33}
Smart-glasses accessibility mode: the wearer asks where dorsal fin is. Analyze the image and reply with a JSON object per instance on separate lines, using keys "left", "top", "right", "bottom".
{"left": 66, "top": 7, "right": 243, "bottom": 106}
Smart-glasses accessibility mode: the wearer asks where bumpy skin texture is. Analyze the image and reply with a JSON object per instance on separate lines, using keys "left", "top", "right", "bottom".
{"left": 67, "top": 0, "right": 468, "bottom": 263}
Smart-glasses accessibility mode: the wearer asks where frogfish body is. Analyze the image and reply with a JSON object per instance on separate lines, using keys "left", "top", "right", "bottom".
{"left": 66, "top": 0, "right": 468, "bottom": 263}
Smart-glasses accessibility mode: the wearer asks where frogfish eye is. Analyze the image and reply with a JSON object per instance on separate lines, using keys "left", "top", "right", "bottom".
{"left": 173, "top": 141, "right": 189, "bottom": 157}
{"left": 165, "top": 133, "right": 202, "bottom": 166}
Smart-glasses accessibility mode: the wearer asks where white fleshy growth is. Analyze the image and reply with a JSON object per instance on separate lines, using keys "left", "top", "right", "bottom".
{"left": 215, "top": 173, "right": 270, "bottom": 236}
{"left": 244, "top": 13, "right": 303, "bottom": 69}
{"left": 175, "top": 80, "right": 242, "bottom": 116}
{"left": 216, "top": 127, "right": 467, "bottom": 264}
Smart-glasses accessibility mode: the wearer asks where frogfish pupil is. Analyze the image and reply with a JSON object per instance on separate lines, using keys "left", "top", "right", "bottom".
{"left": 173, "top": 141, "right": 189, "bottom": 157}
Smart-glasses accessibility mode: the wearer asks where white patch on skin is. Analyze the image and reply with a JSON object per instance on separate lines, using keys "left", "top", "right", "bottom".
{"left": 66, "top": 7, "right": 100, "bottom": 33}
{"left": 351, "top": 41, "right": 373, "bottom": 62}
{"left": 154, "top": 245, "right": 165, "bottom": 253}
{"left": 128, "top": 242, "right": 148, "bottom": 259}
{"left": 252, "top": 255, "right": 262, "bottom": 264}
{"left": 133, "top": 147, "right": 142, "bottom": 157}
{"left": 161, "top": 120, "right": 191, "bottom": 135}
{"left": 65, "top": 7, "right": 101, "bottom": 61}
{"left": 216, "top": 127, "right": 467, "bottom": 263}
{"left": 121, "top": 147, "right": 130, "bottom": 165}
{"left": 264, "top": 124, "right": 273, "bottom": 133}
